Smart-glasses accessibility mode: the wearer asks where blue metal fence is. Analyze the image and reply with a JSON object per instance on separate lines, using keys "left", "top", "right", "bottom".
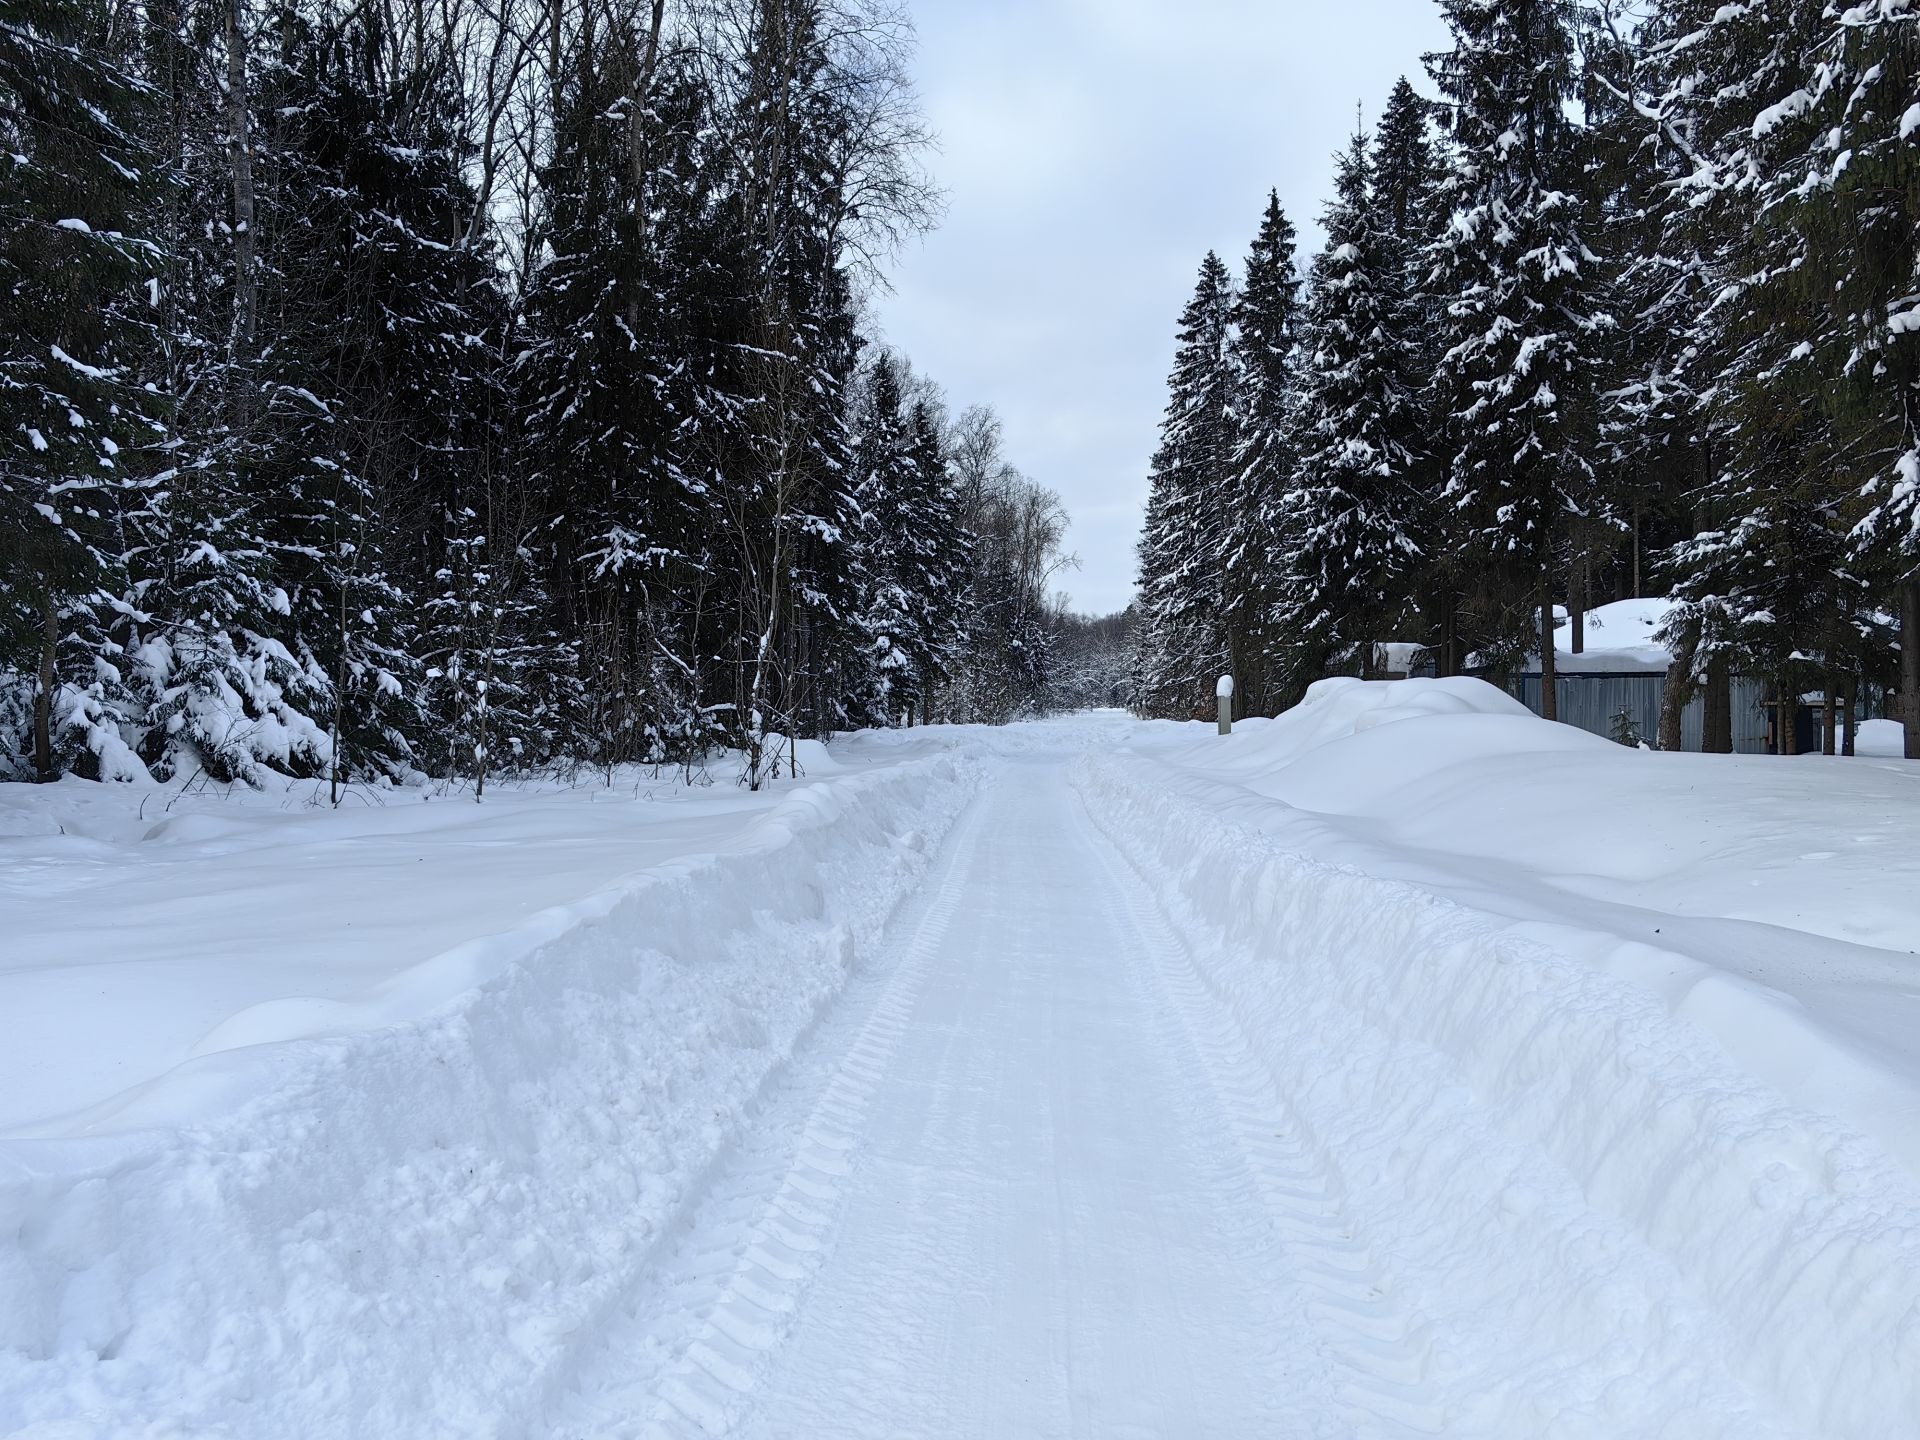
{"left": 1513, "top": 672, "right": 1770, "bottom": 753}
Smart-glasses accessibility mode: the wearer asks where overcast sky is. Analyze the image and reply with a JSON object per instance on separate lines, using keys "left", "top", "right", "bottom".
{"left": 874, "top": 0, "right": 1454, "bottom": 617}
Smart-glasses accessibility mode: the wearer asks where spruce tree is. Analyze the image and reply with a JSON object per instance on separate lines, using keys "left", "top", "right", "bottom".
{"left": 1760, "top": 1, "right": 1920, "bottom": 754}
{"left": 1425, "top": 0, "right": 1616, "bottom": 713}
{"left": 1372, "top": 78, "right": 1441, "bottom": 254}
{"left": 904, "top": 397, "right": 971, "bottom": 720}
{"left": 1370, "top": 77, "right": 1455, "bottom": 672}
{"left": 1648, "top": 0, "right": 1881, "bottom": 750}
{"left": 1223, "top": 194, "right": 1303, "bottom": 713}
{"left": 849, "top": 353, "right": 916, "bottom": 724}
{"left": 0, "top": 0, "right": 156, "bottom": 779}
{"left": 132, "top": 0, "right": 335, "bottom": 785}
{"left": 1133, "top": 252, "right": 1238, "bottom": 718}
{"left": 1278, "top": 129, "right": 1422, "bottom": 697}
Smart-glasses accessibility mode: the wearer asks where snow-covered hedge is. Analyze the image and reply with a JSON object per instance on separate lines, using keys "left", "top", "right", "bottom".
{"left": 0, "top": 755, "right": 976, "bottom": 1436}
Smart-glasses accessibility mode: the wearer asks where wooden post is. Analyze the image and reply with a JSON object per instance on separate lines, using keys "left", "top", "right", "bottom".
{"left": 1217, "top": 674, "right": 1234, "bottom": 736}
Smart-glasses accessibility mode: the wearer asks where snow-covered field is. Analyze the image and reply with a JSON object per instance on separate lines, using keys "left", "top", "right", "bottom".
{"left": 3, "top": 691, "right": 1918, "bottom": 1437}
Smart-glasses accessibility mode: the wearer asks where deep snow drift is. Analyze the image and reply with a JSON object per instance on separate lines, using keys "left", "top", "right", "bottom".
{"left": 1082, "top": 680, "right": 1920, "bottom": 1438}
{"left": 3, "top": 697, "right": 1918, "bottom": 1439}
{"left": 1126, "top": 677, "right": 1920, "bottom": 1170}
{"left": 0, "top": 738, "right": 980, "bottom": 1435}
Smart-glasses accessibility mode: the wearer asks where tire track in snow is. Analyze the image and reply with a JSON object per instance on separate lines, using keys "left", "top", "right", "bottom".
{"left": 1071, "top": 788, "right": 1447, "bottom": 1439}
{"left": 549, "top": 788, "right": 990, "bottom": 1440}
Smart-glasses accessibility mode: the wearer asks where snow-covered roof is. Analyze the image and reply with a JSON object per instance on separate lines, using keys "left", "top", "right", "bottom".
{"left": 1545, "top": 597, "right": 1675, "bottom": 674}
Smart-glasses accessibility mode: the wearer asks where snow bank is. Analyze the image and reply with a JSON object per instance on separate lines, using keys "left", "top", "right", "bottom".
{"left": 0, "top": 754, "right": 976, "bottom": 1437}
{"left": 1860, "top": 717, "right": 1908, "bottom": 757}
{"left": 1078, "top": 682, "right": 1920, "bottom": 1438}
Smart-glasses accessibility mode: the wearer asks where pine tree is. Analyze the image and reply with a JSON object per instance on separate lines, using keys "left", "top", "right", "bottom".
{"left": 1278, "top": 129, "right": 1423, "bottom": 697}
{"left": 904, "top": 397, "right": 971, "bottom": 719}
{"left": 1646, "top": 0, "right": 1883, "bottom": 750}
{"left": 1372, "top": 78, "right": 1442, "bottom": 255}
{"left": 0, "top": 0, "right": 156, "bottom": 780}
{"left": 1593, "top": 0, "right": 1742, "bottom": 741}
{"left": 720, "top": 0, "right": 876, "bottom": 775}
{"left": 1370, "top": 76, "right": 1456, "bottom": 673}
{"left": 1223, "top": 194, "right": 1303, "bottom": 713}
{"left": 1133, "top": 251, "right": 1238, "bottom": 719}
{"left": 849, "top": 357, "right": 969, "bottom": 726}
{"left": 519, "top": 21, "right": 726, "bottom": 771}
{"left": 1425, "top": 0, "right": 1616, "bottom": 713}
{"left": 848, "top": 353, "right": 916, "bottom": 724}
{"left": 132, "top": 0, "right": 335, "bottom": 785}
{"left": 1760, "top": 1, "right": 1920, "bottom": 754}
{"left": 267, "top": 12, "right": 527, "bottom": 790}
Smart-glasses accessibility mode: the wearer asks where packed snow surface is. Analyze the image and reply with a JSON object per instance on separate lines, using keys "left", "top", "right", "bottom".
{"left": 4, "top": 695, "right": 1919, "bottom": 1438}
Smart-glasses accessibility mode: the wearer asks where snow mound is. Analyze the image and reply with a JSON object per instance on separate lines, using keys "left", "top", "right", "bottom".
{"left": 1077, "top": 748, "right": 1920, "bottom": 1439}
{"left": 1859, "top": 717, "right": 1907, "bottom": 757}
{"left": 1262, "top": 675, "right": 1536, "bottom": 755}
{"left": 1198, "top": 678, "right": 1595, "bottom": 812}
{"left": 0, "top": 755, "right": 977, "bottom": 1436}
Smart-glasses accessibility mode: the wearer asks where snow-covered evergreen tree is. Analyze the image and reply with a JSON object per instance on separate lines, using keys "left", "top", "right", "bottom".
{"left": 1425, "top": 0, "right": 1616, "bottom": 709}
{"left": 1642, "top": 0, "right": 1883, "bottom": 746}
{"left": 1756, "top": 0, "right": 1920, "bottom": 754}
{"left": 1223, "top": 194, "right": 1303, "bottom": 713}
{"left": 849, "top": 356, "right": 970, "bottom": 725}
{"left": 904, "top": 396, "right": 972, "bottom": 716}
{"left": 1133, "top": 251, "right": 1238, "bottom": 719}
{"left": 129, "top": 0, "right": 335, "bottom": 785}
{"left": 1277, "top": 129, "right": 1423, "bottom": 699}
{"left": 1371, "top": 76, "right": 1464, "bottom": 672}
{"left": 0, "top": 0, "right": 157, "bottom": 780}
{"left": 520, "top": 24, "right": 683, "bottom": 769}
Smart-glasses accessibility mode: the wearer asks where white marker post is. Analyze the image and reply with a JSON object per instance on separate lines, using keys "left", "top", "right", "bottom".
{"left": 1216, "top": 674, "right": 1234, "bottom": 736}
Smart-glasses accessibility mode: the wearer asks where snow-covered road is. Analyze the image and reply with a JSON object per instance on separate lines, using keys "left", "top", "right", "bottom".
{"left": 546, "top": 751, "right": 1807, "bottom": 1440}
{"left": 558, "top": 758, "right": 1333, "bottom": 1438}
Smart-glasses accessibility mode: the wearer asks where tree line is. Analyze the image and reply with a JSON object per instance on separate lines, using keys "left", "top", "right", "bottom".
{"left": 1133, "top": 0, "right": 1920, "bottom": 760}
{"left": 1, "top": 0, "right": 1080, "bottom": 793}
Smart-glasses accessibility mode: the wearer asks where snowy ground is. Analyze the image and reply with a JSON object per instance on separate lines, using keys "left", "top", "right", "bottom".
{"left": 3, "top": 692, "right": 1919, "bottom": 1438}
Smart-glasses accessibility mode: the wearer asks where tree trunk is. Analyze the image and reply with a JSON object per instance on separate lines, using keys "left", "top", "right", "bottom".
{"left": 1843, "top": 674, "right": 1858, "bottom": 757}
{"left": 622, "top": 0, "right": 668, "bottom": 329}
{"left": 1704, "top": 656, "right": 1732, "bottom": 754}
{"left": 1570, "top": 557, "right": 1585, "bottom": 655}
{"left": 225, "top": 0, "right": 256, "bottom": 395}
{"left": 1822, "top": 675, "right": 1837, "bottom": 756}
{"left": 1777, "top": 679, "right": 1799, "bottom": 757}
{"left": 34, "top": 591, "right": 57, "bottom": 782}
{"left": 1903, "top": 578, "right": 1920, "bottom": 760}
{"left": 1658, "top": 626, "right": 1697, "bottom": 753}
{"left": 1538, "top": 572, "right": 1558, "bottom": 722}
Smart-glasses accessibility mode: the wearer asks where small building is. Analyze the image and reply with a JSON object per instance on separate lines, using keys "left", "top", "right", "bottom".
{"left": 1511, "top": 668, "right": 1771, "bottom": 752}
{"left": 1508, "top": 599, "right": 1774, "bottom": 751}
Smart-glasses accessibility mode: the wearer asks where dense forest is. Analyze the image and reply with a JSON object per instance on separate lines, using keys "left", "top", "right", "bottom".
{"left": 1132, "top": 0, "right": 1920, "bottom": 759}
{"left": 0, "top": 0, "right": 1105, "bottom": 792}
